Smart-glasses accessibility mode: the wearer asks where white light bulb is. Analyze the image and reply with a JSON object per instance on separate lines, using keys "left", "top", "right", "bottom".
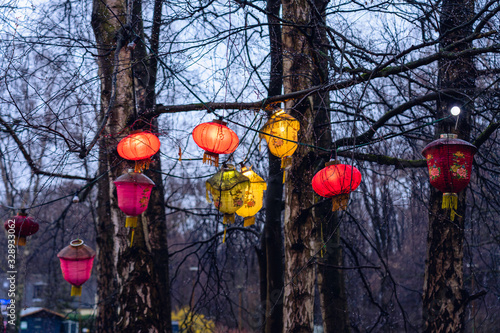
{"left": 450, "top": 106, "right": 461, "bottom": 116}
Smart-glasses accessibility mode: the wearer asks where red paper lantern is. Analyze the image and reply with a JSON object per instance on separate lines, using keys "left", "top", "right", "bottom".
{"left": 192, "top": 119, "right": 239, "bottom": 167}
{"left": 312, "top": 161, "right": 362, "bottom": 211}
{"left": 117, "top": 132, "right": 161, "bottom": 171}
{"left": 422, "top": 133, "right": 476, "bottom": 220}
{"left": 4, "top": 212, "right": 39, "bottom": 246}
{"left": 114, "top": 170, "right": 155, "bottom": 228}
{"left": 57, "top": 239, "right": 95, "bottom": 296}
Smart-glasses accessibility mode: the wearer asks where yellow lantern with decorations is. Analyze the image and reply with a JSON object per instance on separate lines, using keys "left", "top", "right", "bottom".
{"left": 260, "top": 109, "right": 300, "bottom": 169}
{"left": 236, "top": 166, "right": 267, "bottom": 227}
{"left": 206, "top": 165, "right": 250, "bottom": 225}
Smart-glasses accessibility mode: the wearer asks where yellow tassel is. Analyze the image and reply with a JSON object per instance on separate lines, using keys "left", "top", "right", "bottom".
{"left": 332, "top": 193, "right": 350, "bottom": 211}
{"left": 244, "top": 216, "right": 255, "bottom": 227}
{"left": 281, "top": 156, "right": 292, "bottom": 169}
{"left": 15, "top": 236, "right": 26, "bottom": 246}
{"left": 223, "top": 214, "right": 235, "bottom": 224}
{"left": 71, "top": 286, "right": 82, "bottom": 297}
{"left": 222, "top": 225, "right": 227, "bottom": 243}
{"left": 125, "top": 216, "right": 137, "bottom": 228}
{"left": 203, "top": 152, "right": 219, "bottom": 167}
{"left": 442, "top": 193, "right": 459, "bottom": 221}
{"left": 130, "top": 228, "right": 135, "bottom": 247}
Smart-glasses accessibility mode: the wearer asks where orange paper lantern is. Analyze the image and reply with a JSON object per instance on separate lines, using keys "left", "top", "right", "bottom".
{"left": 117, "top": 132, "right": 160, "bottom": 171}
{"left": 192, "top": 119, "right": 239, "bottom": 167}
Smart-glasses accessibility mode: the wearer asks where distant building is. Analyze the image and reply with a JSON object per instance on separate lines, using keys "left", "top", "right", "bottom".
{"left": 20, "top": 308, "right": 78, "bottom": 333}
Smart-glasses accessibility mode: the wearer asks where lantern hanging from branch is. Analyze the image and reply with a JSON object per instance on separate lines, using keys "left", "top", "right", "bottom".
{"left": 312, "top": 160, "right": 362, "bottom": 211}
{"left": 114, "top": 170, "right": 155, "bottom": 228}
{"left": 117, "top": 131, "right": 161, "bottom": 172}
{"left": 4, "top": 211, "right": 39, "bottom": 246}
{"left": 236, "top": 166, "right": 267, "bottom": 227}
{"left": 57, "top": 239, "right": 96, "bottom": 296}
{"left": 206, "top": 164, "right": 250, "bottom": 225}
{"left": 259, "top": 110, "right": 300, "bottom": 169}
{"left": 421, "top": 133, "right": 476, "bottom": 221}
{"left": 192, "top": 119, "right": 239, "bottom": 167}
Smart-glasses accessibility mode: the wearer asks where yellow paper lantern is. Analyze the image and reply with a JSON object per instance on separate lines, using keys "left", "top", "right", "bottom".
{"left": 206, "top": 164, "right": 250, "bottom": 224}
{"left": 259, "top": 109, "right": 300, "bottom": 169}
{"left": 236, "top": 166, "right": 267, "bottom": 227}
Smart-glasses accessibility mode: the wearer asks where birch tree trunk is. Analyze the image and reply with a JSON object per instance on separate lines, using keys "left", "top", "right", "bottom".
{"left": 91, "top": 0, "right": 172, "bottom": 331}
{"left": 282, "top": 0, "right": 333, "bottom": 331}
{"left": 422, "top": 0, "right": 475, "bottom": 332}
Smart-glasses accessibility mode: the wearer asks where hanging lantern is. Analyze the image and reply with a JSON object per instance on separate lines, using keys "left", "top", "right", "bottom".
{"left": 236, "top": 166, "right": 267, "bottom": 227}
{"left": 114, "top": 169, "right": 155, "bottom": 228}
{"left": 192, "top": 119, "right": 239, "bottom": 167}
{"left": 206, "top": 164, "right": 250, "bottom": 225}
{"left": 4, "top": 212, "right": 39, "bottom": 246}
{"left": 259, "top": 110, "right": 300, "bottom": 169}
{"left": 57, "top": 239, "right": 95, "bottom": 297}
{"left": 422, "top": 133, "right": 476, "bottom": 220}
{"left": 117, "top": 131, "right": 161, "bottom": 172}
{"left": 312, "top": 160, "right": 362, "bottom": 211}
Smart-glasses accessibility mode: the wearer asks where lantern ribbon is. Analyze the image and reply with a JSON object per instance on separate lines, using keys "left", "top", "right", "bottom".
{"left": 442, "top": 193, "right": 460, "bottom": 221}
{"left": 71, "top": 286, "right": 82, "bottom": 297}
{"left": 222, "top": 225, "right": 227, "bottom": 243}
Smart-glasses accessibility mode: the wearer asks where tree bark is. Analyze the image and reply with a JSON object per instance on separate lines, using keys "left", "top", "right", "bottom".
{"left": 422, "top": 1, "right": 475, "bottom": 332}
{"left": 281, "top": 0, "right": 332, "bottom": 331}
{"left": 91, "top": 0, "right": 172, "bottom": 331}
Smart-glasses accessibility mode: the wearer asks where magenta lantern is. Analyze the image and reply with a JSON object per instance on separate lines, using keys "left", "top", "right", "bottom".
{"left": 57, "top": 239, "right": 96, "bottom": 296}
{"left": 4, "top": 212, "right": 39, "bottom": 246}
{"left": 114, "top": 170, "right": 155, "bottom": 228}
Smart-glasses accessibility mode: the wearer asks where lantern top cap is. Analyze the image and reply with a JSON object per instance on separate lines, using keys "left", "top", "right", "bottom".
{"left": 325, "top": 160, "right": 341, "bottom": 167}
{"left": 206, "top": 166, "right": 250, "bottom": 191}
{"left": 58, "top": 240, "right": 96, "bottom": 259}
{"left": 212, "top": 118, "right": 227, "bottom": 126}
{"left": 422, "top": 134, "right": 477, "bottom": 156}
{"left": 114, "top": 170, "right": 155, "bottom": 186}
{"left": 440, "top": 133, "right": 458, "bottom": 139}
{"left": 70, "top": 239, "right": 84, "bottom": 247}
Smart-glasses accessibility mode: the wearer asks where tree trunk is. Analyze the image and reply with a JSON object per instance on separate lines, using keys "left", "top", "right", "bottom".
{"left": 91, "top": 0, "right": 172, "bottom": 331}
{"left": 263, "top": 0, "right": 284, "bottom": 332}
{"left": 281, "top": 0, "right": 332, "bottom": 331}
{"left": 422, "top": 1, "right": 475, "bottom": 332}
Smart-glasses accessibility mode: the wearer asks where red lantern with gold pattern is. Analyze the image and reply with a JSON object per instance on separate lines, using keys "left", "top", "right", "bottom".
{"left": 117, "top": 132, "right": 161, "bottom": 171}
{"left": 422, "top": 133, "right": 476, "bottom": 220}
{"left": 192, "top": 119, "right": 239, "bottom": 167}
{"left": 4, "top": 212, "right": 39, "bottom": 246}
{"left": 312, "top": 161, "right": 362, "bottom": 211}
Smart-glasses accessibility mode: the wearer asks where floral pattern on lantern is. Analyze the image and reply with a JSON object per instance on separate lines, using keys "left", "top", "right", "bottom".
{"left": 117, "top": 132, "right": 161, "bottom": 172}
{"left": 312, "top": 161, "right": 362, "bottom": 211}
{"left": 57, "top": 239, "right": 96, "bottom": 296}
{"left": 192, "top": 119, "right": 239, "bottom": 167}
{"left": 206, "top": 164, "right": 249, "bottom": 225}
{"left": 236, "top": 166, "right": 267, "bottom": 227}
{"left": 422, "top": 133, "right": 477, "bottom": 220}
{"left": 114, "top": 170, "right": 155, "bottom": 228}
{"left": 259, "top": 110, "right": 300, "bottom": 169}
{"left": 4, "top": 212, "right": 39, "bottom": 246}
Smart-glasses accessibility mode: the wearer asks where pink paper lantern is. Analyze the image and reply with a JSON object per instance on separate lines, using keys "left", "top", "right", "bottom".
{"left": 57, "top": 239, "right": 96, "bottom": 296}
{"left": 114, "top": 170, "right": 155, "bottom": 228}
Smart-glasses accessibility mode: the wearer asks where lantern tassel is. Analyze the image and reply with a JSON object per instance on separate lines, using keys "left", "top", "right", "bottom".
{"left": 130, "top": 228, "right": 135, "bottom": 247}
{"left": 178, "top": 146, "right": 182, "bottom": 162}
{"left": 134, "top": 159, "right": 151, "bottom": 173}
{"left": 203, "top": 151, "right": 219, "bottom": 167}
{"left": 71, "top": 286, "right": 82, "bottom": 297}
{"left": 125, "top": 216, "right": 138, "bottom": 228}
{"left": 281, "top": 156, "right": 292, "bottom": 169}
{"left": 243, "top": 216, "right": 255, "bottom": 227}
{"left": 15, "top": 236, "right": 26, "bottom": 246}
{"left": 442, "top": 193, "right": 458, "bottom": 221}
{"left": 222, "top": 225, "right": 227, "bottom": 243}
{"left": 223, "top": 214, "right": 235, "bottom": 224}
{"left": 332, "top": 193, "right": 350, "bottom": 212}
